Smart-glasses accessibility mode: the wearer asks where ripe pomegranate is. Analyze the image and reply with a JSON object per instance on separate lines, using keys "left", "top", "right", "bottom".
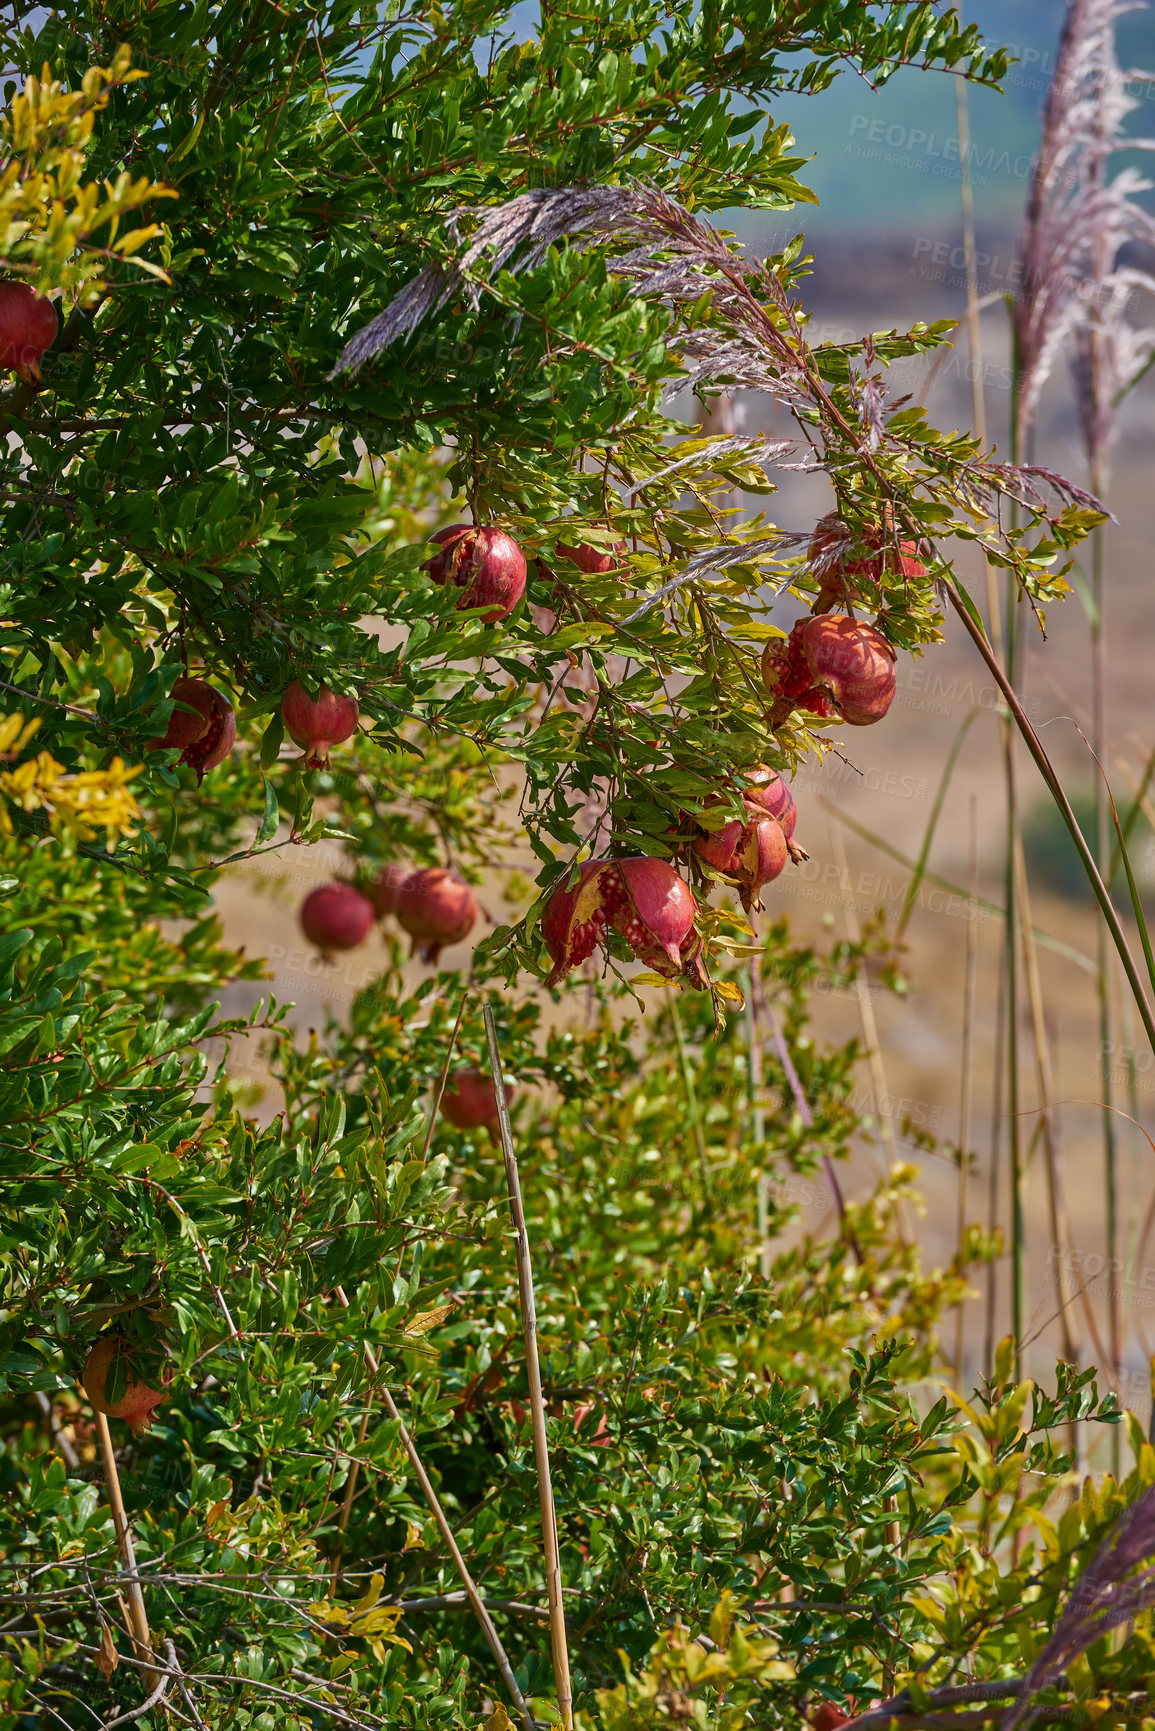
{"left": 370, "top": 862, "right": 410, "bottom": 919}
{"left": 693, "top": 797, "right": 789, "bottom": 912}
{"left": 300, "top": 883, "right": 375, "bottom": 954}
{"left": 744, "top": 767, "right": 801, "bottom": 848}
{"left": 394, "top": 867, "right": 478, "bottom": 963}
{"left": 809, "top": 511, "right": 925, "bottom": 613}
{"left": 440, "top": 1068, "right": 507, "bottom": 1130}
{"left": 282, "top": 680, "right": 359, "bottom": 768}
{"left": 572, "top": 1403, "right": 610, "bottom": 1446}
{"left": 0, "top": 282, "right": 58, "bottom": 384}
{"left": 424, "top": 525, "right": 527, "bottom": 622}
{"left": 542, "top": 857, "right": 705, "bottom": 989}
{"left": 810, "top": 1706, "right": 853, "bottom": 1731}
{"left": 761, "top": 614, "right": 896, "bottom": 727}
{"left": 82, "top": 1337, "right": 169, "bottom": 1437}
{"left": 149, "top": 677, "right": 236, "bottom": 782}
{"left": 555, "top": 536, "right": 629, "bottom": 575}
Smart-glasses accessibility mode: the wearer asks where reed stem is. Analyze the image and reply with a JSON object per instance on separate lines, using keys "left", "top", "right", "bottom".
{"left": 955, "top": 796, "right": 979, "bottom": 1382}
{"left": 93, "top": 1410, "right": 158, "bottom": 1696}
{"left": 332, "top": 1284, "right": 537, "bottom": 1731}
{"left": 484, "top": 1004, "right": 573, "bottom": 1731}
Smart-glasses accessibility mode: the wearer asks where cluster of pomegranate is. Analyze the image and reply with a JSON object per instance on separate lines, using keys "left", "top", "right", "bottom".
{"left": 148, "top": 675, "right": 361, "bottom": 781}
{"left": 0, "top": 281, "right": 58, "bottom": 385}
{"left": 542, "top": 856, "right": 707, "bottom": 990}
{"left": 692, "top": 767, "right": 806, "bottom": 912}
{"left": 299, "top": 865, "right": 478, "bottom": 964}
{"left": 82, "top": 1336, "right": 169, "bottom": 1436}
{"left": 760, "top": 512, "right": 907, "bottom": 729}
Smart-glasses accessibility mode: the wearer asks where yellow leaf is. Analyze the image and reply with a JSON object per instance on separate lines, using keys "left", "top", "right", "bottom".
{"left": 404, "top": 1304, "right": 454, "bottom": 1337}
{"left": 485, "top": 1707, "right": 513, "bottom": 1731}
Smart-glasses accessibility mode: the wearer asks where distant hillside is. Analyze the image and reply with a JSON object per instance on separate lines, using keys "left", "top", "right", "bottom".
{"left": 774, "top": 0, "right": 1155, "bottom": 236}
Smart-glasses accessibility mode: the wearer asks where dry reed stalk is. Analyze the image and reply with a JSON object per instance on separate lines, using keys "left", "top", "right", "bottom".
{"left": 826, "top": 820, "right": 904, "bottom": 1215}
{"left": 331, "top": 1283, "right": 537, "bottom": 1731}
{"left": 1013, "top": 836, "right": 1101, "bottom": 1372}
{"left": 752, "top": 963, "right": 863, "bottom": 1265}
{"left": 328, "top": 993, "right": 474, "bottom": 1592}
{"left": 746, "top": 964, "right": 771, "bottom": 1281}
{"left": 945, "top": 584, "right": 1155, "bottom": 1053}
{"left": 955, "top": 797, "right": 979, "bottom": 1382}
{"left": 93, "top": 1409, "right": 158, "bottom": 1696}
{"left": 483, "top": 1004, "right": 573, "bottom": 1731}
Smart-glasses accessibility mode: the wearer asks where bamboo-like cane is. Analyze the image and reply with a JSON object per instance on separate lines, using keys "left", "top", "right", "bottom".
{"left": 955, "top": 797, "right": 979, "bottom": 1384}
{"left": 329, "top": 992, "right": 473, "bottom": 1593}
{"left": 330, "top": 1284, "right": 537, "bottom": 1731}
{"left": 483, "top": 1004, "right": 573, "bottom": 1731}
{"left": 94, "top": 1409, "right": 158, "bottom": 1696}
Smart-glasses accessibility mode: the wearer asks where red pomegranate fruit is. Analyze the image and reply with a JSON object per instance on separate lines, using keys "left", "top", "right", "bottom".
{"left": 440, "top": 1068, "right": 507, "bottom": 1130}
{"left": 149, "top": 677, "right": 236, "bottom": 782}
{"left": 555, "top": 536, "right": 629, "bottom": 575}
{"left": 542, "top": 857, "right": 705, "bottom": 989}
{"left": 282, "top": 680, "right": 360, "bottom": 768}
{"left": 808, "top": 511, "right": 925, "bottom": 613}
{"left": 693, "top": 797, "right": 789, "bottom": 912}
{"left": 744, "top": 767, "right": 800, "bottom": 847}
{"left": 300, "top": 883, "right": 375, "bottom": 954}
{"left": 0, "top": 283, "right": 58, "bottom": 384}
{"left": 82, "top": 1337, "right": 169, "bottom": 1437}
{"left": 762, "top": 614, "right": 896, "bottom": 727}
{"left": 371, "top": 862, "right": 410, "bottom": 919}
{"left": 810, "top": 1706, "right": 852, "bottom": 1731}
{"left": 424, "top": 525, "right": 527, "bottom": 622}
{"left": 572, "top": 1403, "right": 611, "bottom": 1446}
{"left": 394, "top": 867, "right": 478, "bottom": 964}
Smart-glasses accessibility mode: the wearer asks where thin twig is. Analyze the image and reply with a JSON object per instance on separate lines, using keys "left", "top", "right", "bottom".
{"left": 420, "top": 989, "right": 471, "bottom": 1161}
{"left": 484, "top": 1003, "right": 573, "bottom": 1731}
{"left": 98, "top": 1638, "right": 176, "bottom": 1730}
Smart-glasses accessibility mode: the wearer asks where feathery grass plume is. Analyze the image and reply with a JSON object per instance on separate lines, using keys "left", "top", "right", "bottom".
{"left": 336, "top": 183, "right": 1096, "bottom": 528}
{"left": 1002, "top": 1482, "right": 1155, "bottom": 1731}
{"left": 1015, "top": 0, "right": 1155, "bottom": 459}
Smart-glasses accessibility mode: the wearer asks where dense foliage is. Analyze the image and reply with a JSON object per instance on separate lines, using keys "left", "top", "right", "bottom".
{"left": 1, "top": 5, "right": 1151, "bottom": 1731}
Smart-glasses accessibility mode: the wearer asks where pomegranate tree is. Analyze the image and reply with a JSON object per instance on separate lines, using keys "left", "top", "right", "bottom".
{"left": 282, "top": 679, "right": 359, "bottom": 768}
{"left": 149, "top": 677, "right": 236, "bottom": 782}
{"left": 440, "top": 1068, "right": 506, "bottom": 1130}
{"left": 82, "top": 1336, "right": 169, "bottom": 1436}
{"left": 300, "top": 883, "right": 375, "bottom": 954}
{"left": 394, "top": 867, "right": 478, "bottom": 963}
{"left": 808, "top": 511, "right": 925, "bottom": 614}
{"left": 542, "top": 857, "right": 705, "bottom": 988}
{"left": 0, "top": 282, "right": 58, "bottom": 384}
{"left": 424, "top": 525, "right": 527, "bottom": 621}
{"left": 761, "top": 613, "right": 896, "bottom": 727}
